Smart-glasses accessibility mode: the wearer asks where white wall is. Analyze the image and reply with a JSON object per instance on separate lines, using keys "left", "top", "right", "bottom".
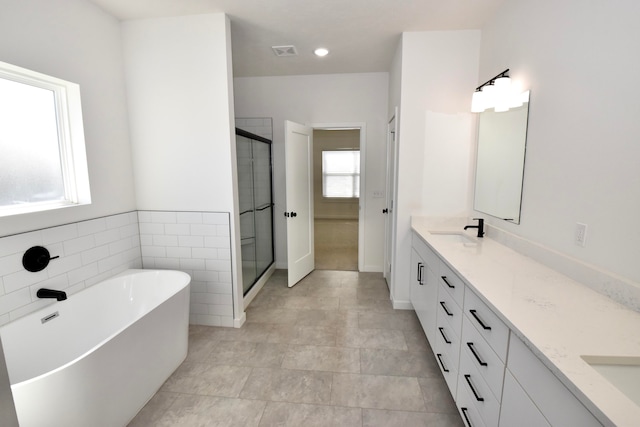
{"left": 122, "top": 14, "right": 245, "bottom": 325}
{"left": 478, "top": 0, "right": 640, "bottom": 284}
{"left": 391, "top": 31, "right": 481, "bottom": 306}
{"left": 233, "top": 73, "right": 389, "bottom": 272}
{"left": 122, "top": 14, "right": 237, "bottom": 213}
{"left": 0, "top": 0, "right": 136, "bottom": 237}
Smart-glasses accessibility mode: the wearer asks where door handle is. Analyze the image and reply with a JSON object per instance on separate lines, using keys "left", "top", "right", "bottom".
{"left": 382, "top": 208, "right": 388, "bottom": 214}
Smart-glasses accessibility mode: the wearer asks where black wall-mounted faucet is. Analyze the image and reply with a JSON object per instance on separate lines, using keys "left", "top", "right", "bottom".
{"left": 37, "top": 288, "right": 67, "bottom": 301}
{"left": 464, "top": 218, "right": 485, "bottom": 238}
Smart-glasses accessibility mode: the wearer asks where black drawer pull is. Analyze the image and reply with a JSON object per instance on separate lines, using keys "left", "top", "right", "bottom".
{"left": 467, "top": 342, "right": 488, "bottom": 366}
{"left": 461, "top": 407, "right": 473, "bottom": 427}
{"left": 469, "top": 309, "right": 491, "bottom": 330}
{"left": 417, "top": 262, "right": 423, "bottom": 284}
{"left": 441, "top": 276, "right": 454, "bottom": 289}
{"left": 438, "top": 327, "right": 451, "bottom": 344}
{"left": 464, "top": 374, "right": 484, "bottom": 402}
{"left": 439, "top": 301, "right": 453, "bottom": 316}
{"left": 436, "top": 353, "right": 449, "bottom": 372}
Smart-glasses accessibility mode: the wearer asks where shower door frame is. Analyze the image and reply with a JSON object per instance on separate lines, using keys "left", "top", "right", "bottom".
{"left": 236, "top": 128, "right": 275, "bottom": 296}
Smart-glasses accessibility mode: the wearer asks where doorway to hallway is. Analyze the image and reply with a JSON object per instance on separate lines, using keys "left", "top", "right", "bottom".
{"left": 312, "top": 128, "right": 360, "bottom": 271}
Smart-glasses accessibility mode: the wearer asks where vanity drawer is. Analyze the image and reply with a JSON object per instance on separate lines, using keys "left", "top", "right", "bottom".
{"left": 458, "top": 349, "right": 501, "bottom": 427}
{"left": 434, "top": 347, "right": 458, "bottom": 397}
{"left": 461, "top": 315, "right": 505, "bottom": 401}
{"left": 464, "top": 289, "right": 509, "bottom": 362}
{"left": 456, "top": 373, "right": 488, "bottom": 427}
{"left": 438, "top": 284, "right": 463, "bottom": 337}
{"left": 439, "top": 262, "right": 465, "bottom": 307}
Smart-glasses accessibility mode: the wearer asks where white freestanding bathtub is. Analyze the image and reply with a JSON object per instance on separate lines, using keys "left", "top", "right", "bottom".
{"left": 0, "top": 269, "right": 191, "bottom": 427}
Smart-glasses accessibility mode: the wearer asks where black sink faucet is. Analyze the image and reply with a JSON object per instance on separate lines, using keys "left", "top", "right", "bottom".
{"left": 464, "top": 218, "right": 485, "bottom": 238}
{"left": 37, "top": 288, "right": 67, "bottom": 301}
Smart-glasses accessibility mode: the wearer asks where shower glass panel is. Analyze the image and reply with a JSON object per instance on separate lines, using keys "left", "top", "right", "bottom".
{"left": 236, "top": 129, "right": 274, "bottom": 295}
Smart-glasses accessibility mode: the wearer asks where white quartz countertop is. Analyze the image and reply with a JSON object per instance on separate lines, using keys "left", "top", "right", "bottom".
{"left": 411, "top": 217, "right": 640, "bottom": 427}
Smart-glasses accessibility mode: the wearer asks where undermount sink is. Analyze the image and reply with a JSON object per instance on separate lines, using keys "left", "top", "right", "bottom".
{"left": 428, "top": 230, "right": 478, "bottom": 244}
{"left": 582, "top": 355, "right": 640, "bottom": 407}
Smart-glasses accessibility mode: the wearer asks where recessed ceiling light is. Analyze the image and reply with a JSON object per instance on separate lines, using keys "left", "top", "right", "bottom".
{"left": 314, "top": 48, "right": 329, "bottom": 57}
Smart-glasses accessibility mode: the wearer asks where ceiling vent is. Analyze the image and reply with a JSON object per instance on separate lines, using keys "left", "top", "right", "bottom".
{"left": 272, "top": 45, "right": 298, "bottom": 57}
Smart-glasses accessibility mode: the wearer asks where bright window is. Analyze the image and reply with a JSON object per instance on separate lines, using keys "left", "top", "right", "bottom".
{"left": 322, "top": 150, "right": 360, "bottom": 198}
{"left": 0, "top": 61, "right": 90, "bottom": 216}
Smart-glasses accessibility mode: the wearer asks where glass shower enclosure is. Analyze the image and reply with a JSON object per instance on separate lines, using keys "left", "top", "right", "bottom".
{"left": 236, "top": 128, "right": 274, "bottom": 295}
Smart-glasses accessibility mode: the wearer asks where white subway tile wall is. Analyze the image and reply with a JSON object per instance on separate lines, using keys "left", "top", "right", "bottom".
{"left": 0, "top": 212, "right": 142, "bottom": 326}
{"left": 235, "top": 117, "right": 273, "bottom": 141}
{"left": 138, "top": 211, "right": 234, "bottom": 327}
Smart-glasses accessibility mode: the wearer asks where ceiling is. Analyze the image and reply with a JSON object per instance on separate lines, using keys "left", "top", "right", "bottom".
{"left": 89, "top": 0, "right": 505, "bottom": 78}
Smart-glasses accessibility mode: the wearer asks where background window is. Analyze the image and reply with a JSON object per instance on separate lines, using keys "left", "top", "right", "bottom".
{"left": 322, "top": 150, "right": 360, "bottom": 198}
{"left": 0, "top": 61, "right": 90, "bottom": 216}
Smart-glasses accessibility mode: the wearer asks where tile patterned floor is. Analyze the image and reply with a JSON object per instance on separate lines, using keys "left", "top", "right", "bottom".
{"left": 129, "top": 270, "right": 463, "bottom": 426}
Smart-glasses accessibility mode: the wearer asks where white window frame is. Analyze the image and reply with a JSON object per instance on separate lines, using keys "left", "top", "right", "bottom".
{"left": 321, "top": 149, "right": 360, "bottom": 199}
{"left": 0, "top": 61, "right": 90, "bottom": 217}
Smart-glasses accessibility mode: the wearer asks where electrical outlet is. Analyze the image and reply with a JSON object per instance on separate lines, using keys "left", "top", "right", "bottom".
{"left": 575, "top": 223, "right": 587, "bottom": 247}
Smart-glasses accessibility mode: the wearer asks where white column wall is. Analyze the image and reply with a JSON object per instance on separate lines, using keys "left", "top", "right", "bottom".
{"left": 122, "top": 14, "right": 244, "bottom": 325}
{"left": 391, "top": 31, "right": 481, "bottom": 307}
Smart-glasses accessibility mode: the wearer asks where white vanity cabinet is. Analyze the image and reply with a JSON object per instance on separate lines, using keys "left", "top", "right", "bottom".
{"left": 410, "top": 234, "right": 439, "bottom": 345}
{"left": 501, "top": 334, "right": 602, "bottom": 427}
{"left": 409, "top": 230, "right": 603, "bottom": 427}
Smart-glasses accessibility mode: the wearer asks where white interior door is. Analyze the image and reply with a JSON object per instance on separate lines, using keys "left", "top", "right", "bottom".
{"left": 383, "top": 111, "right": 398, "bottom": 286}
{"left": 285, "top": 120, "right": 314, "bottom": 287}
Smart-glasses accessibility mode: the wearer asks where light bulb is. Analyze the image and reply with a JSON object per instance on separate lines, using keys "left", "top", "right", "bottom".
{"left": 471, "top": 91, "right": 485, "bottom": 113}
{"left": 481, "top": 84, "right": 496, "bottom": 110}
{"left": 314, "top": 48, "right": 329, "bottom": 57}
{"left": 494, "top": 76, "right": 511, "bottom": 112}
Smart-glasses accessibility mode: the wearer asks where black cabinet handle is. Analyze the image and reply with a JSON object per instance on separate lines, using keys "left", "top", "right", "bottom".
{"left": 417, "top": 262, "right": 423, "bottom": 285}
{"left": 382, "top": 208, "right": 388, "bottom": 214}
{"left": 438, "top": 327, "right": 451, "bottom": 344}
{"left": 469, "top": 309, "right": 491, "bottom": 330}
{"left": 464, "top": 374, "right": 484, "bottom": 402}
{"left": 436, "top": 353, "right": 449, "bottom": 372}
{"left": 440, "top": 301, "right": 453, "bottom": 316}
{"left": 441, "top": 276, "right": 454, "bottom": 289}
{"left": 467, "top": 342, "right": 488, "bottom": 367}
{"left": 461, "top": 407, "right": 473, "bottom": 427}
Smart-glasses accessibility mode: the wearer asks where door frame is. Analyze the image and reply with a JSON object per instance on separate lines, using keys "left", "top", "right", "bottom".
{"left": 311, "top": 122, "right": 366, "bottom": 272}
{"left": 384, "top": 109, "right": 398, "bottom": 288}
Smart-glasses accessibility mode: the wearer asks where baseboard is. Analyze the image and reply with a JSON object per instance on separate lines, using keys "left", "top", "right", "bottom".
{"left": 361, "top": 264, "right": 383, "bottom": 273}
{"left": 392, "top": 299, "right": 413, "bottom": 310}
{"left": 233, "top": 312, "right": 246, "bottom": 328}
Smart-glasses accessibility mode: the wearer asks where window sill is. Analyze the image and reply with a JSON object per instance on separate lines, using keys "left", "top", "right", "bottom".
{"left": 0, "top": 200, "right": 90, "bottom": 218}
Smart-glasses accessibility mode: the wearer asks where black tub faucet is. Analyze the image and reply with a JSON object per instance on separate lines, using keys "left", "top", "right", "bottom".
{"left": 37, "top": 288, "right": 67, "bottom": 301}
{"left": 464, "top": 218, "right": 485, "bottom": 238}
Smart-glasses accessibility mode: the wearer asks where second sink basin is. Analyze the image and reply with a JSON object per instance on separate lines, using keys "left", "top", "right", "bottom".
{"left": 582, "top": 355, "right": 640, "bottom": 407}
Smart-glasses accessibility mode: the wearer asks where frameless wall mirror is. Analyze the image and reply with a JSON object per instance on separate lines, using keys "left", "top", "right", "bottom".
{"left": 473, "top": 97, "right": 530, "bottom": 223}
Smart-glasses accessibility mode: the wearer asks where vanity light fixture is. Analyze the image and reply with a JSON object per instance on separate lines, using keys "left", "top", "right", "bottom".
{"left": 314, "top": 47, "right": 329, "bottom": 57}
{"left": 471, "top": 69, "right": 527, "bottom": 113}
